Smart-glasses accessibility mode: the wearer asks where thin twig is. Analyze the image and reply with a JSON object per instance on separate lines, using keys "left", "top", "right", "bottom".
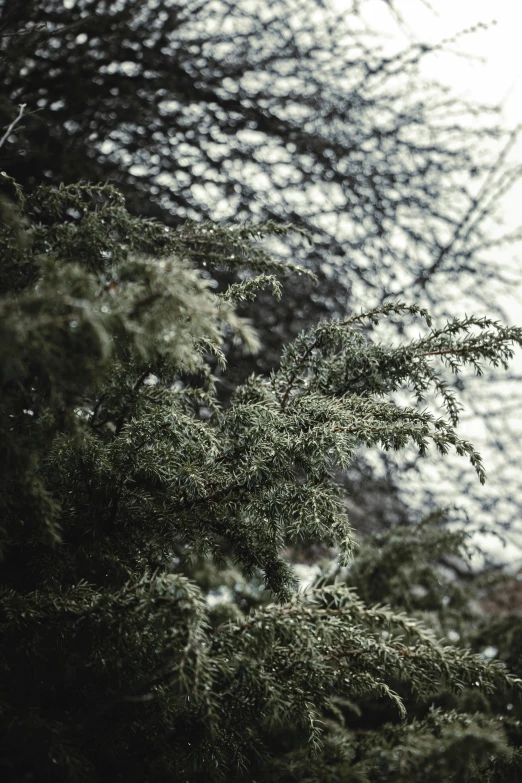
{"left": 0, "top": 22, "right": 47, "bottom": 37}
{"left": 0, "top": 103, "right": 27, "bottom": 149}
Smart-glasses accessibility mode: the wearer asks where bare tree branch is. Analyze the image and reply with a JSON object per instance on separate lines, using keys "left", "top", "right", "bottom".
{"left": 0, "top": 103, "right": 26, "bottom": 149}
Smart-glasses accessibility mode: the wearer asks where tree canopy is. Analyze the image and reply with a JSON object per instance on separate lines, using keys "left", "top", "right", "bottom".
{"left": 2, "top": 0, "right": 519, "bottom": 308}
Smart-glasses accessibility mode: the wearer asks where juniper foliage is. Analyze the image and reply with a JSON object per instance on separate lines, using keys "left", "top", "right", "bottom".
{"left": 3, "top": 0, "right": 521, "bottom": 535}
{"left": 1, "top": 178, "right": 522, "bottom": 781}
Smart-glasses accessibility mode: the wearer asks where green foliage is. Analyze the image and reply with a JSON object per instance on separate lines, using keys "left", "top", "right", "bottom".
{"left": 1, "top": 178, "right": 522, "bottom": 781}
{"left": 3, "top": 0, "right": 522, "bottom": 548}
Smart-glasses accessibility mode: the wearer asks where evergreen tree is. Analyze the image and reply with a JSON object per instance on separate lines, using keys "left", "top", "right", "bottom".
{"left": 1, "top": 171, "right": 522, "bottom": 782}
{"left": 2, "top": 0, "right": 521, "bottom": 530}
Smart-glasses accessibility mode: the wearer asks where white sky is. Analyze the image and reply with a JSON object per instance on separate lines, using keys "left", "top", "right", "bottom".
{"left": 352, "top": 0, "right": 522, "bottom": 122}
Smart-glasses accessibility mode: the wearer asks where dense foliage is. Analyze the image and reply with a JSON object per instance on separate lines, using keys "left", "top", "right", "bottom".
{"left": 2, "top": 0, "right": 521, "bottom": 531}
{"left": 1, "top": 176, "right": 522, "bottom": 782}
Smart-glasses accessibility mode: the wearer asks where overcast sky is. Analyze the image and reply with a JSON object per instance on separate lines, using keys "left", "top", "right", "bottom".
{"left": 353, "top": 0, "right": 522, "bottom": 120}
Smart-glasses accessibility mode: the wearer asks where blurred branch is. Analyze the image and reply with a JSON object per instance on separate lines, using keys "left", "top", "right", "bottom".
{"left": 0, "top": 103, "right": 26, "bottom": 149}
